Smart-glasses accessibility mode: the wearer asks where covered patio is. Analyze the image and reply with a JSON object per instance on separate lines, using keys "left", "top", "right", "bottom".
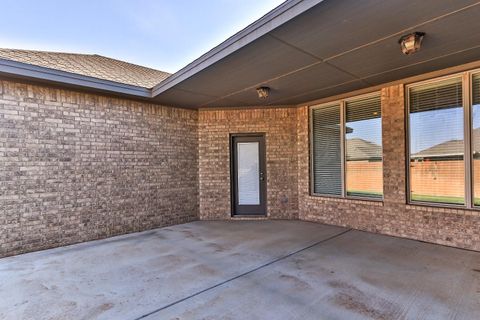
{"left": 2, "top": 1, "right": 480, "bottom": 319}
{"left": 1, "top": 221, "right": 479, "bottom": 320}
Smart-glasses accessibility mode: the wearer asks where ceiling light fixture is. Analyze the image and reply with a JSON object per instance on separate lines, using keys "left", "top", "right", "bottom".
{"left": 398, "top": 32, "right": 425, "bottom": 55}
{"left": 256, "top": 86, "right": 270, "bottom": 99}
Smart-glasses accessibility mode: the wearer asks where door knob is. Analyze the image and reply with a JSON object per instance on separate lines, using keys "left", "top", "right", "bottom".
{"left": 260, "top": 172, "right": 265, "bottom": 181}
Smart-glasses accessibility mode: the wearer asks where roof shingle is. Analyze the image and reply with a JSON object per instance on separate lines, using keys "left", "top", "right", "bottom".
{"left": 346, "top": 138, "right": 382, "bottom": 161}
{"left": 412, "top": 128, "right": 480, "bottom": 159}
{"left": 0, "top": 48, "right": 170, "bottom": 88}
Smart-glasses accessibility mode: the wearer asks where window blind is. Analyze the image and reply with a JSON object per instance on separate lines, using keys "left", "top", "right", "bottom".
{"left": 473, "top": 73, "right": 480, "bottom": 105}
{"left": 410, "top": 77, "right": 463, "bottom": 113}
{"left": 345, "top": 95, "right": 381, "bottom": 124}
{"left": 471, "top": 73, "right": 480, "bottom": 160}
{"left": 312, "top": 104, "right": 342, "bottom": 195}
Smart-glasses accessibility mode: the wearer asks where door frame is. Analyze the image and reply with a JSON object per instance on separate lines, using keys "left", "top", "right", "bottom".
{"left": 229, "top": 133, "right": 267, "bottom": 216}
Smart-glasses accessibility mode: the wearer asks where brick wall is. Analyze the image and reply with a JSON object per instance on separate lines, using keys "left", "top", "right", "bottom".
{"left": 194, "top": 86, "right": 480, "bottom": 250}
{"left": 2, "top": 79, "right": 480, "bottom": 256}
{"left": 198, "top": 108, "right": 298, "bottom": 220}
{"left": 298, "top": 85, "right": 480, "bottom": 251}
{"left": 0, "top": 80, "right": 199, "bottom": 257}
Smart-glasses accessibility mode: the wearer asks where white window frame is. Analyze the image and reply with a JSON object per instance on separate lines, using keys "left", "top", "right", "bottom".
{"left": 309, "top": 91, "right": 383, "bottom": 201}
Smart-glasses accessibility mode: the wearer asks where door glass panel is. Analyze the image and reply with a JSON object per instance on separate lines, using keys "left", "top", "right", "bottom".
{"left": 237, "top": 142, "right": 260, "bottom": 205}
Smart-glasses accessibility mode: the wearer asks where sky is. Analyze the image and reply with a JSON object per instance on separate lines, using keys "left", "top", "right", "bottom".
{"left": 0, "top": 0, "right": 285, "bottom": 73}
{"left": 346, "top": 118, "right": 382, "bottom": 147}
{"left": 410, "top": 108, "right": 464, "bottom": 154}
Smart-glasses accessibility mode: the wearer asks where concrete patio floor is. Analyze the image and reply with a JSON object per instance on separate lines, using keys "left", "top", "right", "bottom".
{"left": 0, "top": 221, "right": 479, "bottom": 320}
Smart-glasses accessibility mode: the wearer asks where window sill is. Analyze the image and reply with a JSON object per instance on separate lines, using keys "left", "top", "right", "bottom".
{"left": 406, "top": 198, "right": 480, "bottom": 212}
{"left": 406, "top": 201, "right": 480, "bottom": 215}
{"left": 309, "top": 193, "right": 384, "bottom": 206}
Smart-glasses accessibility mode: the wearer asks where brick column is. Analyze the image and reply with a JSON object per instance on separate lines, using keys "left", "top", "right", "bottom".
{"left": 381, "top": 84, "right": 407, "bottom": 205}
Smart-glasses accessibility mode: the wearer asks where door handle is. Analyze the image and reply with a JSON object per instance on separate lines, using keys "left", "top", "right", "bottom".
{"left": 260, "top": 172, "right": 265, "bottom": 181}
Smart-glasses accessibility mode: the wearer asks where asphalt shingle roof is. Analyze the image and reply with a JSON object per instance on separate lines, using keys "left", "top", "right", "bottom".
{"left": 412, "top": 140, "right": 464, "bottom": 158}
{"left": 412, "top": 128, "right": 480, "bottom": 158}
{"left": 0, "top": 48, "right": 170, "bottom": 88}
{"left": 346, "top": 138, "right": 382, "bottom": 161}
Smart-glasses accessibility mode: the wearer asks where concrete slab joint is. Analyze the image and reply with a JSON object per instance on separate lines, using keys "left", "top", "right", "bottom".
{"left": 1, "top": 221, "right": 479, "bottom": 319}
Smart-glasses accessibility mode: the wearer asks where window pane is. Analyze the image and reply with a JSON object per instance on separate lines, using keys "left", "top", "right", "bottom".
{"left": 472, "top": 74, "right": 480, "bottom": 206}
{"left": 409, "top": 78, "right": 464, "bottom": 205}
{"left": 312, "top": 104, "right": 342, "bottom": 195}
{"left": 345, "top": 95, "right": 383, "bottom": 198}
{"left": 237, "top": 142, "right": 260, "bottom": 205}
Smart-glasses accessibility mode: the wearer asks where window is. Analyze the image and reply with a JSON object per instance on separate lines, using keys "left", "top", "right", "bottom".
{"left": 311, "top": 93, "right": 383, "bottom": 199}
{"left": 311, "top": 104, "right": 342, "bottom": 196}
{"left": 408, "top": 77, "right": 465, "bottom": 205}
{"left": 345, "top": 96, "right": 383, "bottom": 199}
{"left": 472, "top": 74, "right": 480, "bottom": 206}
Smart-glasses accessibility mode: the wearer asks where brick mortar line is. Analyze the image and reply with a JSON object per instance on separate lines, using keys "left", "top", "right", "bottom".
{"left": 133, "top": 228, "right": 353, "bottom": 320}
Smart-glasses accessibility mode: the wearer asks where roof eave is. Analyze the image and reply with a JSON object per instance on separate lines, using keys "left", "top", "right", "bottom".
{"left": 0, "top": 58, "right": 152, "bottom": 98}
{"left": 151, "top": 0, "right": 325, "bottom": 97}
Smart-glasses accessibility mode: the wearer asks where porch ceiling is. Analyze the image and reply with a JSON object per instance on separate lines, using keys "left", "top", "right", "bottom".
{"left": 152, "top": 0, "right": 480, "bottom": 108}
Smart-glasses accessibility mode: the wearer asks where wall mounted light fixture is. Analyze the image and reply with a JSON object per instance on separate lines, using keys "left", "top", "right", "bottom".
{"left": 398, "top": 32, "right": 425, "bottom": 55}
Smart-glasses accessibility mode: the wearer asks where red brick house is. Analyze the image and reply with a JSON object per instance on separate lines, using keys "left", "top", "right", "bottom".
{"left": 1, "top": 0, "right": 480, "bottom": 257}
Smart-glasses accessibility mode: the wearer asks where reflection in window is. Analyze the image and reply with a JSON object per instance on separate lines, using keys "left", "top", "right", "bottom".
{"left": 345, "top": 96, "right": 383, "bottom": 198}
{"left": 472, "top": 74, "right": 480, "bottom": 206}
{"left": 409, "top": 77, "right": 464, "bottom": 205}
